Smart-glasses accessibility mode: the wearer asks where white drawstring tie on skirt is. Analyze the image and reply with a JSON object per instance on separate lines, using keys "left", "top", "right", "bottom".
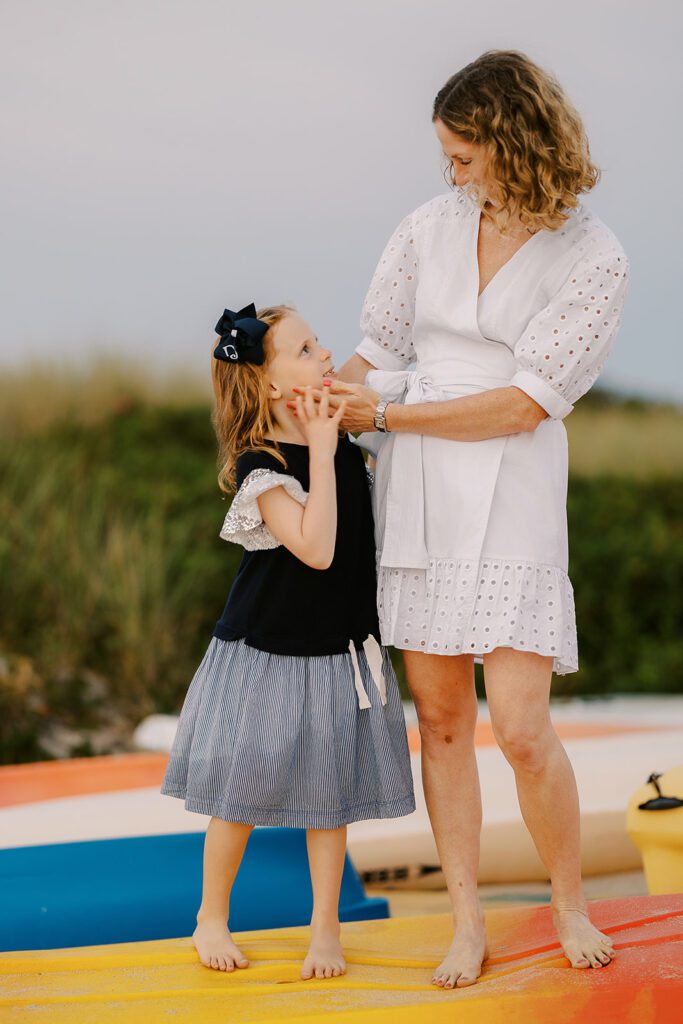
{"left": 347, "top": 634, "right": 387, "bottom": 709}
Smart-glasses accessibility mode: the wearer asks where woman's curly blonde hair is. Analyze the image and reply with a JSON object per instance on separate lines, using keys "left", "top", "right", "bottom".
{"left": 211, "top": 304, "right": 295, "bottom": 495}
{"left": 433, "top": 50, "right": 601, "bottom": 233}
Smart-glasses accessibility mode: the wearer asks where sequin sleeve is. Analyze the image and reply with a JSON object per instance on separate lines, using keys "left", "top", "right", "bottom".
{"left": 219, "top": 468, "right": 309, "bottom": 551}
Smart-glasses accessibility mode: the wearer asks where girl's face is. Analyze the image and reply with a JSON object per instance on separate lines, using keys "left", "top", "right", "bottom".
{"left": 267, "top": 312, "right": 335, "bottom": 400}
{"left": 434, "top": 117, "right": 500, "bottom": 207}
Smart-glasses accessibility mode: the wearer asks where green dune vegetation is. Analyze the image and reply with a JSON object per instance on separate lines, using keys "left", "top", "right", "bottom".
{"left": 1, "top": 355, "right": 682, "bottom": 764}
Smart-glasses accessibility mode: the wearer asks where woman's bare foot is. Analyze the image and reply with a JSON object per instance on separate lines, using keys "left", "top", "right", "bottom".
{"left": 193, "top": 917, "right": 250, "bottom": 971}
{"left": 432, "top": 908, "right": 489, "bottom": 989}
{"left": 551, "top": 904, "right": 616, "bottom": 969}
{"left": 301, "top": 921, "right": 347, "bottom": 980}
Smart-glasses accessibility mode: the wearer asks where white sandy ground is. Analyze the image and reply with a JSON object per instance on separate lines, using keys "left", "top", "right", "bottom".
{"left": 130, "top": 696, "right": 683, "bottom": 751}
{"left": 2, "top": 696, "right": 682, "bottom": 884}
{"left": 406, "top": 694, "right": 683, "bottom": 728}
{"left": 367, "top": 867, "right": 651, "bottom": 915}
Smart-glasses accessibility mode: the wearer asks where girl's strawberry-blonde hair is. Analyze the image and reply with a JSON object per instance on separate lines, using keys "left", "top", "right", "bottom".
{"left": 211, "top": 304, "right": 294, "bottom": 494}
{"left": 433, "top": 49, "right": 601, "bottom": 233}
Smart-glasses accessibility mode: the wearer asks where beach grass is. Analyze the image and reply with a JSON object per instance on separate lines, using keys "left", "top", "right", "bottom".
{"left": 0, "top": 353, "right": 210, "bottom": 441}
{"left": 1, "top": 356, "right": 681, "bottom": 763}
{"left": 1, "top": 354, "right": 682, "bottom": 476}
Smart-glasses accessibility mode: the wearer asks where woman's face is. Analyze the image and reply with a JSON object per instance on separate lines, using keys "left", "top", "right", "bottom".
{"left": 434, "top": 117, "right": 498, "bottom": 205}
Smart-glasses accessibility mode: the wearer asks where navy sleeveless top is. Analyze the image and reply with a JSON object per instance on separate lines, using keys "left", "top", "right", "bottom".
{"left": 212, "top": 432, "right": 381, "bottom": 656}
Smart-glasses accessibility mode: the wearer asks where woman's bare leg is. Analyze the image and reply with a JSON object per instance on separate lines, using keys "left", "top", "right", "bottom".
{"left": 483, "top": 647, "right": 616, "bottom": 969}
{"left": 193, "top": 817, "right": 253, "bottom": 970}
{"left": 301, "top": 826, "right": 348, "bottom": 980}
{"left": 402, "top": 649, "right": 489, "bottom": 989}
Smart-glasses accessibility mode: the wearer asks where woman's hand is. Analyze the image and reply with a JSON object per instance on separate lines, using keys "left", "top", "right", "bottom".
{"left": 290, "top": 382, "right": 347, "bottom": 459}
{"left": 289, "top": 380, "right": 382, "bottom": 433}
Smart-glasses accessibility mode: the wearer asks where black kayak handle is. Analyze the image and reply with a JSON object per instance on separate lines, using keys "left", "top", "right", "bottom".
{"left": 637, "top": 771, "right": 683, "bottom": 810}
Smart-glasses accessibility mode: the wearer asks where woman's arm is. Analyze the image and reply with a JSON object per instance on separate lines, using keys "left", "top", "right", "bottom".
{"left": 385, "top": 385, "right": 548, "bottom": 439}
{"left": 335, "top": 352, "right": 376, "bottom": 385}
{"left": 292, "top": 379, "right": 547, "bottom": 440}
{"left": 334, "top": 353, "right": 379, "bottom": 469}
{"left": 327, "top": 327, "right": 544, "bottom": 439}
{"left": 304, "top": 232, "right": 631, "bottom": 441}
{"left": 314, "top": 322, "right": 544, "bottom": 443}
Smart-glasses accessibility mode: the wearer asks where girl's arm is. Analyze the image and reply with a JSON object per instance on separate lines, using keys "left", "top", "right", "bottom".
{"left": 257, "top": 448, "right": 337, "bottom": 570}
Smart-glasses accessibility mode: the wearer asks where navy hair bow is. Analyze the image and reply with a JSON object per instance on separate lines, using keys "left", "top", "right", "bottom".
{"left": 213, "top": 303, "right": 269, "bottom": 365}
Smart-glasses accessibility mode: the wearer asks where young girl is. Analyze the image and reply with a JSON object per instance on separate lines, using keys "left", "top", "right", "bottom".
{"left": 160, "top": 301, "right": 416, "bottom": 981}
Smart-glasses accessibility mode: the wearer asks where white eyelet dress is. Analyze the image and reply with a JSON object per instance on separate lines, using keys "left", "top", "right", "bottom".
{"left": 350, "top": 187, "right": 631, "bottom": 674}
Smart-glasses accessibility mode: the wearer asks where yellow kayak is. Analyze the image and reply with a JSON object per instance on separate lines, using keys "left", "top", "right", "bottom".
{"left": 627, "top": 764, "right": 683, "bottom": 894}
{"left": 2, "top": 894, "right": 681, "bottom": 1023}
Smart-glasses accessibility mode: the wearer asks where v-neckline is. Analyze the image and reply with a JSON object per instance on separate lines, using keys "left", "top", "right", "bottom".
{"left": 473, "top": 208, "right": 543, "bottom": 301}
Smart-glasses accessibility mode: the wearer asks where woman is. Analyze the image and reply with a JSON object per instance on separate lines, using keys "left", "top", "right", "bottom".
{"left": 290, "top": 50, "right": 630, "bottom": 988}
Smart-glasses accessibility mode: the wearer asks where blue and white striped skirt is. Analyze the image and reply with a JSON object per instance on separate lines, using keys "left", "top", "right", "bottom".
{"left": 160, "top": 636, "right": 416, "bottom": 829}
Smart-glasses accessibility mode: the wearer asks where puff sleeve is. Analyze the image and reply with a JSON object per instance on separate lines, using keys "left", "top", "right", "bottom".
{"left": 220, "top": 468, "right": 309, "bottom": 551}
{"left": 509, "top": 235, "right": 631, "bottom": 420}
{"left": 355, "top": 208, "right": 419, "bottom": 370}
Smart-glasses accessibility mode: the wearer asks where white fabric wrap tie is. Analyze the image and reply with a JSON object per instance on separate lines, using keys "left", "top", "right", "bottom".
{"left": 348, "top": 633, "right": 387, "bottom": 709}
{"left": 349, "top": 368, "right": 511, "bottom": 570}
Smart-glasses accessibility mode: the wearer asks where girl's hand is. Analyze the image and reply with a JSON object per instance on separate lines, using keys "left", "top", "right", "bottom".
{"left": 291, "top": 380, "right": 383, "bottom": 433}
{"left": 290, "top": 383, "right": 347, "bottom": 459}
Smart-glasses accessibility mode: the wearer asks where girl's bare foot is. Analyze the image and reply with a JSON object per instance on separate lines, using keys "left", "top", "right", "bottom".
{"left": 432, "top": 908, "right": 489, "bottom": 989}
{"left": 301, "top": 921, "right": 346, "bottom": 980}
{"left": 193, "top": 917, "right": 250, "bottom": 971}
{"left": 551, "top": 904, "right": 616, "bottom": 969}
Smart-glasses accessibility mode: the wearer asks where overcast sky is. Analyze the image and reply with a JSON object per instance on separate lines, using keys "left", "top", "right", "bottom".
{"left": 2, "top": 0, "right": 681, "bottom": 402}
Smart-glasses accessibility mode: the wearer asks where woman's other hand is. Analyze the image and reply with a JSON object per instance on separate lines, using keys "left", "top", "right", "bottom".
{"left": 290, "top": 380, "right": 382, "bottom": 433}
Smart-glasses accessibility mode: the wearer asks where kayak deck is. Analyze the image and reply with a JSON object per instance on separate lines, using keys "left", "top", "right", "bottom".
{"left": 2, "top": 895, "right": 681, "bottom": 1023}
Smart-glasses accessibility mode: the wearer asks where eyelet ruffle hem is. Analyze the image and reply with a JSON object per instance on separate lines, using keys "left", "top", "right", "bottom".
{"left": 377, "top": 553, "right": 578, "bottom": 675}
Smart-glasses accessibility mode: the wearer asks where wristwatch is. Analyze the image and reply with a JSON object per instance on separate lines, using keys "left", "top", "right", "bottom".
{"left": 373, "top": 398, "right": 392, "bottom": 432}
